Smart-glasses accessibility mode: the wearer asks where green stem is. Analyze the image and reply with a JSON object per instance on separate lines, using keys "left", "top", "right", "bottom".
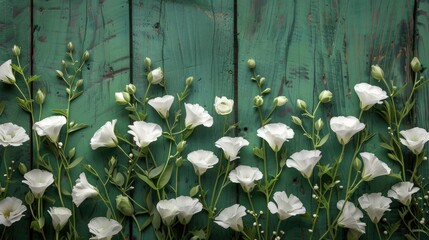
{"left": 247, "top": 192, "right": 262, "bottom": 240}
{"left": 375, "top": 223, "right": 382, "bottom": 240}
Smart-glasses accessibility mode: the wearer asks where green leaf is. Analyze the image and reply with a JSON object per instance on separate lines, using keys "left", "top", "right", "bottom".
{"left": 157, "top": 164, "right": 174, "bottom": 189}
{"left": 387, "top": 153, "right": 401, "bottom": 163}
{"left": 379, "top": 142, "right": 394, "bottom": 151}
{"left": 52, "top": 108, "right": 68, "bottom": 116}
{"left": 67, "top": 123, "right": 89, "bottom": 134}
{"left": 136, "top": 172, "right": 157, "bottom": 190}
{"left": 16, "top": 97, "right": 31, "bottom": 112}
{"left": 114, "top": 172, "right": 125, "bottom": 187}
{"left": 66, "top": 156, "right": 84, "bottom": 169}
{"left": 149, "top": 164, "right": 165, "bottom": 179}
{"left": 70, "top": 91, "right": 83, "bottom": 101}
{"left": 27, "top": 75, "right": 40, "bottom": 83}
{"left": 252, "top": 147, "right": 264, "bottom": 159}
{"left": 162, "top": 132, "right": 175, "bottom": 141}
{"left": 0, "top": 101, "right": 5, "bottom": 116}
{"left": 190, "top": 186, "right": 199, "bottom": 197}
{"left": 190, "top": 229, "right": 207, "bottom": 240}
{"left": 316, "top": 134, "right": 329, "bottom": 147}
{"left": 389, "top": 172, "right": 403, "bottom": 180}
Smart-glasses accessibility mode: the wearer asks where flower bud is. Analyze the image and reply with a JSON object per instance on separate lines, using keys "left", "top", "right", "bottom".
{"left": 247, "top": 58, "right": 256, "bottom": 69}
{"left": 177, "top": 140, "right": 187, "bottom": 153}
{"left": 35, "top": 89, "right": 45, "bottom": 105}
{"left": 125, "top": 84, "right": 136, "bottom": 94}
{"left": 144, "top": 57, "right": 152, "bottom": 69}
{"left": 68, "top": 147, "right": 76, "bottom": 159}
{"left": 67, "top": 42, "right": 73, "bottom": 51}
{"left": 319, "top": 90, "right": 333, "bottom": 103}
{"left": 12, "top": 45, "right": 21, "bottom": 56}
{"left": 61, "top": 60, "right": 66, "bottom": 68}
{"left": 253, "top": 95, "right": 264, "bottom": 107}
{"left": 109, "top": 156, "right": 117, "bottom": 168}
{"left": 18, "top": 162, "right": 28, "bottom": 175}
{"left": 371, "top": 64, "right": 384, "bottom": 81}
{"left": 82, "top": 50, "right": 90, "bottom": 61}
{"left": 147, "top": 67, "right": 163, "bottom": 85}
{"left": 259, "top": 77, "right": 266, "bottom": 85}
{"left": 186, "top": 76, "right": 193, "bottom": 86}
{"left": 116, "top": 195, "right": 134, "bottom": 216}
{"left": 411, "top": 57, "right": 422, "bottom": 73}
{"left": 353, "top": 157, "right": 362, "bottom": 172}
{"left": 291, "top": 116, "right": 302, "bottom": 126}
{"left": 261, "top": 88, "right": 271, "bottom": 95}
{"left": 274, "top": 96, "right": 288, "bottom": 107}
{"left": 296, "top": 99, "right": 307, "bottom": 111}
{"left": 25, "top": 191, "right": 34, "bottom": 205}
{"left": 115, "top": 92, "right": 130, "bottom": 105}
{"left": 315, "top": 118, "right": 324, "bottom": 131}
{"left": 76, "top": 79, "right": 84, "bottom": 88}
{"left": 56, "top": 70, "right": 64, "bottom": 78}
{"left": 176, "top": 157, "right": 183, "bottom": 167}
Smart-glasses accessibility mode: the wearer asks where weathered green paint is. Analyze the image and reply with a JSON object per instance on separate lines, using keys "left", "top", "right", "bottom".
{"left": 0, "top": 0, "right": 428, "bottom": 239}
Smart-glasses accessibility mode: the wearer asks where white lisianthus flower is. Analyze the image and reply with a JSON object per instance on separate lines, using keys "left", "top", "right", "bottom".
{"left": 358, "top": 193, "right": 391, "bottom": 224}
{"left": 22, "top": 169, "right": 54, "bottom": 198}
{"left": 257, "top": 123, "right": 294, "bottom": 152}
{"left": 175, "top": 196, "right": 203, "bottom": 225}
{"left": 0, "top": 60, "right": 15, "bottom": 84}
{"left": 184, "top": 103, "right": 213, "bottom": 129}
{"left": 0, "top": 197, "right": 26, "bottom": 227}
{"left": 214, "top": 96, "right": 234, "bottom": 115}
{"left": 388, "top": 181, "right": 420, "bottom": 206}
{"left": 72, "top": 173, "right": 99, "bottom": 207}
{"left": 147, "top": 67, "right": 164, "bottom": 84}
{"left": 148, "top": 95, "right": 174, "bottom": 119}
{"left": 156, "top": 199, "right": 179, "bottom": 225}
{"left": 267, "top": 191, "right": 306, "bottom": 220}
{"left": 228, "top": 165, "right": 263, "bottom": 192}
{"left": 214, "top": 204, "right": 246, "bottom": 232}
{"left": 0, "top": 122, "right": 30, "bottom": 147}
{"left": 337, "top": 200, "right": 366, "bottom": 234}
{"left": 399, "top": 127, "right": 429, "bottom": 155}
{"left": 360, "top": 152, "right": 391, "bottom": 181}
{"left": 329, "top": 116, "right": 365, "bottom": 145}
{"left": 33, "top": 115, "right": 67, "bottom": 142}
{"left": 354, "top": 83, "right": 388, "bottom": 110}
{"left": 215, "top": 136, "right": 249, "bottom": 161}
{"left": 88, "top": 217, "right": 122, "bottom": 240}
{"left": 90, "top": 119, "right": 118, "bottom": 150}
{"left": 48, "top": 207, "right": 72, "bottom": 231}
{"left": 286, "top": 149, "right": 322, "bottom": 178}
{"left": 187, "top": 150, "right": 219, "bottom": 176}
{"left": 128, "top": 121, "right": 162, "bottom": 148}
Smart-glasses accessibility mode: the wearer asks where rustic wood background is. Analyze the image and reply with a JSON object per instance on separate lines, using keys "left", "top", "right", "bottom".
{"left": 0, "top": 0, "right": 428, "bottom": 239}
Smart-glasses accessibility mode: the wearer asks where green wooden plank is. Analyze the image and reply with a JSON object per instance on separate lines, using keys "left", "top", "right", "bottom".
{"left": 32, "top": 0, "right": 130, "bottom": 239}
{"left": 237, "top": 1, "right": 415, "bottom": 239}
{"left": 132, "top": 0, "right": 234, "bottom": 239}
{"left": 0, "top": 1, "right": 32, "bottom": 239}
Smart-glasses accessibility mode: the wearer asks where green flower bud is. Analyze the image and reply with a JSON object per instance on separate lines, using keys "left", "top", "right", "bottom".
{"left": 315, "top": 118, "right": 324, "bottom": 131}
{"left": 247, "top": 58, "right": 256, "bottom": 69}
{"left": 147, "top": 67, "right": 163, "bottom": 85}
{"left": 109, "top": 156, "right": 117, "bottom": 168}
{"left": 259, "top": 77, "right": 266, "bottom": 85}
{"left": 12, "top": 45, "right": 20, "bottom": 57}
{"left": 125, "top": 84, "right": 136, "bottom": 94}
{"left": 296, "top": 99, "right": 307, "bottom": 111}
{"left": 353, "top": 157, "right": 362, "bottom": 172}
{"left": 25, "top": 191, "right": 34, "bottom": 205}
{"left": 18, "top": 162, "right": 28, "bottom": 175}
{"left": 82, "top": 50, "right": 90, "bottom": 61}
{"left": 261, "top": 88, "right": 271, "bottom": 95}
{"left": 144, "top": 57, "right": 152, "bottom": 69}
{"left": 177, "top": 140, "right": 187, "bottom": 153}
{"left": 115, "top": 92, "right": 130, "bottom": 105}
{"left": 35, "top": 89, "right": 45, "bottom": 105}
{"left": 61, "top": 60, "right": 66, "bottom": 68}
{"left": 253, "top": 95, "right": 264, "bottom": 107}
{"left": 176, "top": 157, "right": 183, "bottom": 167}
{"left": 116, "top": 195, "right": 134, "bottom": 216}
{"left": 371, "top": 64, "right": 384, "bottom": 81}
{"left": 319, "top": 90, "right": 333, "bottom": 103}
{"left": 76, "top": 79, "right": 84, "bottom": 88}
{"left": 56, "top": 70, "right": 64, "bottom": 78}
{"left": 274, "top": 96, "right": 288, "bottom": 107}
{"left": 67, "top": 42, "right": 73, "bottom": 52}
{"left": 68, "top": 147, "right": 76, "bottom": 159}
{"left": 186, "top": 76, "right": 194, "bottom": 86}
{"left": 291, "top": 116, "right": 302, "bottom": 126}
{"left": 411, "top": 57, "right": 422, "bottom": 73}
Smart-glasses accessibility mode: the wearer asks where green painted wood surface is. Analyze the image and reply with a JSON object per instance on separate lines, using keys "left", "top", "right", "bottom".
{"left": 0, "top": 0, "right": 428, "bottom": 239}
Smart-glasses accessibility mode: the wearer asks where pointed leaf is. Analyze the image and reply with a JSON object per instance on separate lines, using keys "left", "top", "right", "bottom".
{"left": 66, "top": 156, "right": 84, "bottom": 170}
{"left": 136, "top": 172, "right": 157, "bottom": 190}
{"left": 157, "top": 164, "right": 174, "bottom": 189}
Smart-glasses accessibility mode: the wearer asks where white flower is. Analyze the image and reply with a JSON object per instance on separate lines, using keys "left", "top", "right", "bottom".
{"left": 229, "top": 165, "right": 263, "bottom": 192}
{"left": 147, "top": 67, "right": 164, "bottom": 84}
{"left": 128, "top": 121, "right": 162, "bottom": 148}
{"left": 388, "top": 181, "right": 420, "bottom": 206}
{"left": 72, "top": 173, "right": 99, "bottom": 207}
{"left": 399, "top": 127, "right": 429, "bottom": 155}
{"left": 358, "top": 193, "right": 391, "bottom": 224}
{"left": 22, "top": 169, "right": 54, "bottom": 198}
{"left": 214, "top": 96, "right": 234, "bottom": 115}
{"left": 88, "top": 217, "right": 122, "bottom": 240}
{"left": 33, "top": 115, "right": 67, "bottom": 142}
{"left": 90, "top": 119, "right": 118, "bottom": 150}
{"left": 337, "top": 200, "right": 366, "bottom": 234}
{"left": 354, "top": 83, "right": 388, "bottom": 110}
{"left": 257, "top": 123, "right": 294, "bottom": 152}
{"left": 215, "top": 136, "right": 249, "bottom": 161}
{"left": 156, "top": 199, "right": 178, "bottom": 225}
{"left": 329, "top": 116, "right": 365, "bottom": 145}
{"left": 187, "top": 150, "right": 219, "bottom": 176}
{"left": 214, "top": 204, "right": 246, "bottom": 232}
{"left": 286, "top": 150, "right": 322, "bottom": 178}
{"left": 175, "top": 196, "right": 203, "bottom": 225}
{"left": 0, "top": 122, "right": 30, "bottom": 147}
{"left": 148, "top": 95, "right": 174, "bottom": 118}
{"left": 0, "top": 60, "right": 15, "bottom": 84}
{"left": 0, "top": 197, "right": 26, "bottom": 227}
{"left": 114, "top": 92, "right": 130, "bottom": 105}
{"left": 267, "top": 191, "right": 306, "bottom": 220}
{"left": 360, "top": 152, "right": 391, "bottom": 181}
{"left": 184, "top": 103, "right": 213, "bottom": 129}
{"left": 48, "top": 207, "right": 72, "bottom": 231}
